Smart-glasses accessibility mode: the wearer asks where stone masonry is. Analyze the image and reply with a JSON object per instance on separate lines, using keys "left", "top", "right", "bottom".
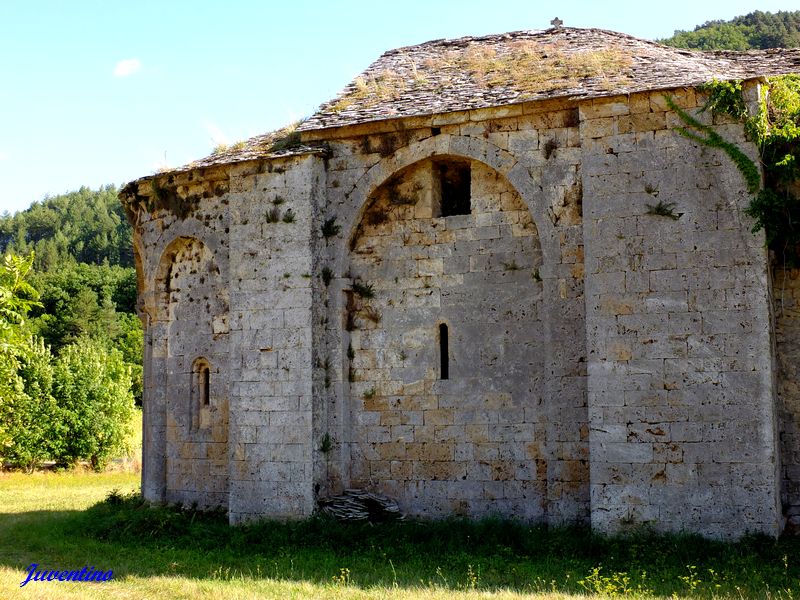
{"left": 120, "top": 26, "right": 800, "bottom": 538}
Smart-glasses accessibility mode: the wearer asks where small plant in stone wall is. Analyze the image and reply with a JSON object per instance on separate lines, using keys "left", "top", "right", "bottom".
{"left": 645, "top": 200, "right": 680, "bottom": 220}
{"left": 266, "top": 207, "right": 281, "bottom": 223}
{"left": 282, "top": 209, "right": 295, "bottom": 223}
{"left": 351, "top": 280, "right": 375, "bottom": 299}
{"left": 319, "top": 432, "right": 333, "bottom": 453}
{"left": 322, "top": 216, "right": 341, "bottom": 238}
{"left": 345, "top": 280, "right": 380, "bottom": 331}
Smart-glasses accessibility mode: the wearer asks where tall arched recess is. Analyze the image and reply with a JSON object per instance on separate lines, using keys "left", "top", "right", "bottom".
{"left": 342, "top": 155, "right": 550, "bottom": 519}
{"left": 151, "top": 236, "right": 230, "bottom": 509}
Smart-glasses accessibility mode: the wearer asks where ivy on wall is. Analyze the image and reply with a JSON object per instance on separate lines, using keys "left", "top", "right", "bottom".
{"left": 668, "top": 76, "right": 800, "bottom": 264}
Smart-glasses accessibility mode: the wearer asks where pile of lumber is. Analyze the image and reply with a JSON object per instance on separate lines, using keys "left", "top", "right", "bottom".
{"left": 318, "top": 489, "right": 404, "bottom": 522}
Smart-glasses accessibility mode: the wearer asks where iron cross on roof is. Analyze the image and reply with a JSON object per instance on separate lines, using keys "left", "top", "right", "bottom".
{"left": 550, "top": 17, "right": 563, "bottom": 29}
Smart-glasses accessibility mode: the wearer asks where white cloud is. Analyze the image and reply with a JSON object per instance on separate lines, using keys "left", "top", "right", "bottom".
{"left": 113, "top": 58, "right": 141, "bottom": 77}
{"left": 203, "top": 121, "right": 229, "bottom": 146}
{"left": 0, "top": 152, "right": 8, "bottom": 161}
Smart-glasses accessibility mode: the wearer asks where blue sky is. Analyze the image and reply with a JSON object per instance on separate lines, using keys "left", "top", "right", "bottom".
{"left": 1, "top": 0, "right": 798, "bottom": 215}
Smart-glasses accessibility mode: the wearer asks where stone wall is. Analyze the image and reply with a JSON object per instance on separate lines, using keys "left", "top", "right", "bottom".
{"left": 774, "top": 267, "right": 800, "bottom": 530}
{"left": 131, "top": 172, "right": 231, "bottom": 507}
{"left": 580, "top": 89, "right": 781, "bottom": 537}
{"left": 126, "top": 84, "right": 787, "bottom": 538}
{"left": 162, "top": 237, "right": 229, "bottom": 507}
{"left": 224, "top": 155, "right": 326, "bottom": 523}
{"left": 318, "top": 102, "right": 591, "bottom": 524}
{"left": 344, "top": 157, "right": 547, "bottom": 518}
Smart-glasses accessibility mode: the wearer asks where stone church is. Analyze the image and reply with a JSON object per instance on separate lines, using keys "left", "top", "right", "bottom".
{"left": 120, "top": 25, "right": 800, "bottom": 538}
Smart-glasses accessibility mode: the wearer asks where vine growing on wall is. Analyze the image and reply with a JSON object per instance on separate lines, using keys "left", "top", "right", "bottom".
{"left": 667, "top": 76, "right": 800, "bottom": 264}
{"left": 665, "top": 94, "right": 761, "bottom": 193}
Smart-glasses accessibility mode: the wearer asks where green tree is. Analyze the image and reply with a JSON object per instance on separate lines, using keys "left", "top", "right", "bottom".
{"left": 0, "top": 252, "right": 40, "bottom": 350}
{"left": 27, "top": 262, "right": 143, "bottom": 405}
{"left": 0, "top": 185, "right": 133, "bottom": 270}
{"left": 0, "top": 252, "right": 54, "bottom": 471}
{"left": 30, "top": 263, "right": 137, "bottom": 351}
{"left": 116, "top": 312, "right": 144, "bottom": 404}
{"left": 51, "top": 337, "right": 134, "bottom": 470}
{"left": 660, "top": 10, "right": 800, "bottom": 50}
{"left": 0, "top": 338, "right": 59, "bottom": 471}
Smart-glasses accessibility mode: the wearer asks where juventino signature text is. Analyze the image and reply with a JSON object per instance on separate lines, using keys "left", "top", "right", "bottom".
{"left": 20, "top": 563, "right": 113, "bottom": 587}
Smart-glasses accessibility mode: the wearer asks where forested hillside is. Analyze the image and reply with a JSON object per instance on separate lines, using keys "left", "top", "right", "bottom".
{"left": 659, "top": 10, "right": 800, "bottom": 50}
{"left": 0, "top": 185, "right": 133, "bottom": 270}
{"left": 0, "top": 187, "right": 140, "bottom": 470}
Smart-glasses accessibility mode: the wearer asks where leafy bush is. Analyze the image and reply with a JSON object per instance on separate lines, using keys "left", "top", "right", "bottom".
{"left": 50, "top": 337, "right": 134, "bottom": 469}
{"left": 0, "top": 252, "right": 54, "bottom": 470}
{"left": 0, "top": 338, "right": 58, "bottom": 470}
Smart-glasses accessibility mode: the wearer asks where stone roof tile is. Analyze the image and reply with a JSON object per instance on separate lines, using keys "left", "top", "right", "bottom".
{"left": 298, "top": 27, "right": 800, "bottom": 132}
{"left": 163, "top": 125, "right": 328, "bottom": 175}
{"left": 139, "top": 27, "right": 800, "bottom": 180}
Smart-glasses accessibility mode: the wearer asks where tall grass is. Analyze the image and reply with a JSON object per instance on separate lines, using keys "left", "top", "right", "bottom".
{"left": 0, "top": 470, "right": 798, "bottom": 599}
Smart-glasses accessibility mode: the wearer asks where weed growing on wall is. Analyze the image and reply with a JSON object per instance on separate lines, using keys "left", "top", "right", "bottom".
{"left": 645, "top": 200, "right": 680, "bottom": 220}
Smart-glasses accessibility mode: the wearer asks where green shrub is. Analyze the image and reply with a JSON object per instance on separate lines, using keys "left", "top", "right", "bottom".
{"left": 51, "top": 337, "right": 134, "bottom": 469}
{"left": 0, "top": 338, "right": 58, "bottom": 470}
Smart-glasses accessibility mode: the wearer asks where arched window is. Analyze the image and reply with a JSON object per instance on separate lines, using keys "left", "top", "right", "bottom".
{"left": 199, "top": 364, "right": 210, "bottom": 406}
{"left": 191, "top": 358, "right": 211, "bottom": 429}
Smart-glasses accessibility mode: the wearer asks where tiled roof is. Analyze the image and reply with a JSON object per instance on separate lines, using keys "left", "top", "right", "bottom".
{"left": 133, "top": 27, "right": 800, "bottom": 180}
{"left": 299, "top": 26, "right": 800, "bottom": 132}
{"left": 151, "top": 125, "right": 328, "bottom": 175}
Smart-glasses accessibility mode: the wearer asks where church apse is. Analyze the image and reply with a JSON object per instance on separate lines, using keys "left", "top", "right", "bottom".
{"left": 341, "top": 156, "right": 565, "bottom": 519}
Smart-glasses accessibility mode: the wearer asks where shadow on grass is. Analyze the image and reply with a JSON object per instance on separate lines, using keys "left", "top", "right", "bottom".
{"left": 0, "top": 493, "right": 799, "bottom": 598}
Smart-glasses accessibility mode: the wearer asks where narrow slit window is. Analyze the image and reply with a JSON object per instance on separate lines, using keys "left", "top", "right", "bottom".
{"left": 439, "top": 323, "right": 449, "bottom": 380}
{"left": 439, "top": 162, "right": 471, "bottom": 217}
{"left": 200, "top": 365, "right": 210, "bottom": 405}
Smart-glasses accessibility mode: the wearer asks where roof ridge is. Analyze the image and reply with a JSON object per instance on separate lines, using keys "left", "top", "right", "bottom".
{"left": 378, "top": 26, "right": 667, "bottom": 55}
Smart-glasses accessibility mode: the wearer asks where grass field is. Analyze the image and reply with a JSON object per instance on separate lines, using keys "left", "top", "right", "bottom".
{"left": 0, "top": 470, "right": 799, "bottom": 599}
